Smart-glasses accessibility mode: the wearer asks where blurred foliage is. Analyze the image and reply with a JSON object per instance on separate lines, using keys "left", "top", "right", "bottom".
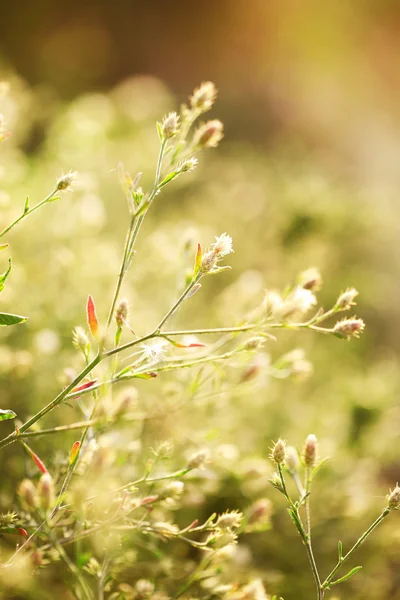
{"left": 0, "top": 74, "right": 399, "bottom": 599}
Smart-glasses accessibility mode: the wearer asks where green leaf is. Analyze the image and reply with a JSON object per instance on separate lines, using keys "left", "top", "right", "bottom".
{"left": 159, "top": 171, "right": 178, "bottom": 188}
{"left": 23, "top": 196, "right": 30, "bottom": 214}
{"left": 338, "top": 540, "right": 343, "bottom": 561}
{"left": 312, "top": 456, "right": 330, "bottom": 478}
{"left": 0, "top": 409, "right": 17, "bottom": 421}
{"left": 0, "top": 244, "right": 9, "bottom": 252}
{"left": 0, "top": 312, "right": 28, "bottom": 326}
{"left": 156, "top": 121, "right": 163, "bottom": 142}
{"left": 0, "top": 259, "right": 11, "bottom": 293}
{"left": 330, "top": 566, "right": 362, "bottom": 586}
{"left": 193, "top": 243, "right": 202, "bottom": 277}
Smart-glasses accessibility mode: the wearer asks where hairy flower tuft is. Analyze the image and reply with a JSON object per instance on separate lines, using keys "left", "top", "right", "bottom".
{"left": 72, "top": 326, "right": 90, "bottom": 356}
{"left": 56, "top": 171, "right": 78, "bottom": 192}
{"left": 298, "top": 267, "right": 323, "bottom": 292}
{"left": 187, "top": 448, "right": 210, "bottom": 470}
{"left": 387, "top": 485, "right": 400, "bottom": 510}
{"left": 216, "top": 510, "right": 243, "bottom": 530}
{"left": 302, "top": 434, "right": 318, "bottom": 467}
{"left": 333, "top": 316, "right": 365, "bottom": 340}
{"left": 335, "top": 287, "right": 359, "bottom": 311}
{"left": 270, "top": 439, "right": 287, "bottom": 465}
{"left": 190, "top": 81, "right": 217, "bottom": 112}
{"left": 193, "top": 119, "right": 224, "bottom": 148}
{"left": 200, "top": 233, "right": 233, "bottom": 274}
{"left": 162, "top": 112, "right": 179, "bottom": 139}
{"left": 115, "top": 299, "right": 129, "bottom": 328}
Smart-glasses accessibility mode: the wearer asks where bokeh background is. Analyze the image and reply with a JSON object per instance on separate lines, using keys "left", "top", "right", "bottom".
{"left": 1, "top": 1, "right": 400, "bottom": 598}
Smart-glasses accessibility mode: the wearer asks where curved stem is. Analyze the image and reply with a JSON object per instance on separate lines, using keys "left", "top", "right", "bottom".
{"left": 0, "top": 187, "right": 58, "bottom": 239}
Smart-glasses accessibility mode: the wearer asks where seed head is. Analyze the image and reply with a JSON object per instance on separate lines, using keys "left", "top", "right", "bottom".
{"left": 56, "top": 171, "right": 78, "bottom": 192}
{"left": 72, "top": 326, "right": 90, "bottom": 356}
{"left": 190, "top": 81, "right": 217, "bottom": 112}
{"left": 216, "top": 510, "right": 243, "bottom": 530}
{"left": 302, "top": 434, "right": 318, "bottom": 467}
{"left": 270, "top": 439, "right": 287, "bottom": 465}
{"left": 200, "top": 233, "right": 233, "bottom": 274}
{"left": 115, "top": 299, "right": 129, "bottom": 328}
{"left": 333, "top": 317, "right": 365, "bottom": 340}
{"left": 206, "top": 529, "right": 238, "bottom": 549}
{"left": 179, "top": 156, "right": 198, "bottom": 172}
{"left": 268, "top": 472, "right": 284, "bottom": 493}
{"left": 387, "top": 485, "right": 400, "bottom": 510}
{"left": 162, "top": 111, "right": 179, "bottom": 139}
{"left": 335, "top": 288, "right": 359, "bottom": 311}
{"left": 298, "top": 267, "right": 323, "bottom": 292}
{"left": 187, "top": 448, "right": 210, "bottom": 470}
{"left": 193, "top": 119, "right": 224, "bottom": 148}
{"left": 282, "top": 287, "right": 317, "bottom": 317}
{"left": 18, "top": 479, "right": 37, "bottom": 509}
{"left": 38, "top": 472, "right": 55, "bottom": 511}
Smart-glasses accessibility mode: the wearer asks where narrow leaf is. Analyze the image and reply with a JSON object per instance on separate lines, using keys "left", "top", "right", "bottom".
{"left": 338, "top": 540, "right": 343, "bottom": 561}
{"left": 69, "top": 441, "right": 81, "bottom": 466}
{"left": 71, "top": 380, "right": 97, "bottom": 394}
{"left": 23, "top": 197, "right": 30, "bottom": 214}
{"left": 331, "top": 566, "right": 362, "bottom": 586}
{"left": 0, "top": 312, "right": 28, "bottom": 326}
{"left": 156, "top": 121, "right": 163, "bottom": 142}
{"left": 87, "top": 295, "right": 99, "bottom": 338}
{"left": 159, "top": 171, "right": 178, "bottom": 188}
{"left": 0, "top": 259, "right": 12, "bottom": 292}
{"left": 193, "top": 243, "right": 202, "bottom": 277}
{"left": 0, "top": 244, "right": 9, "bottom": 251}
{"left": 133, "top": 372, "right": 157, "bottom": 380}
{"left": 163, "top": 336, "right": 206, "bottom": 349}
{"left": 312, "top": 456, "right": 330, "bottom": 478}
{"left": 0, "top": 408, "right": 17, "bottom": 421}
{"left": 21, "top": 441, "right": 48, "bottom": 474}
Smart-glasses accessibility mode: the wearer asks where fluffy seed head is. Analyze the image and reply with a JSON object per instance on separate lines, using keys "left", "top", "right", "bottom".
{"left": 216, "top": 510, "right": 243, "bottom": 530}
{"left": 283, "top": 287, "right": 317, "bottom": 317}
{"left": 56, "top": 171, "right": 77, "bottom": 191}
{"left": 333, "top": 317, "right": 365, "bottom": 340}
{"left": 179, "top": 156, "right": 198, "bottom": 172}
{"left": 335, "top": 288, "right": 359, "bottom": 310}
{"left": 187, "top": 448, "right": 210, "bottom": 470}
{"left": 211, "top": 233, "right": 233, "bottom": 258}
{"left": 302, "top": 434, "right": 318, "bottom": 467}
{"left": 270, "top": 439, "right": 287, "bottom": 465}
{"left": 162, "top": 112, "right": 179, "bottom": 139}
{"left": 193, "top": 119, "right": 224, "bottom": 148}
{"left": 72, "top": 326, "right": 90, "bottom": 355}
{"left": 299, "top": 267, "right": 323, "bottom": 292}
{"left": 387, "top": 485, "right": 400, "bottom": 510}
{"left": 135, "top": 579, "right": 155, "bottom": 599}
{"left": 190, "top": 81, "right": 217, "bottom": 111}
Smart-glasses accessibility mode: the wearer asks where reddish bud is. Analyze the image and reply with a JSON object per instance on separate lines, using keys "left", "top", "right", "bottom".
{"left": 22, "top": 442, "right": 48, "bottom": 474}
{"left": 69, "top": 441, "right": 81, "bottom": 466}
{"left": 87, "top": 295, "right": 99, "bottom": 338}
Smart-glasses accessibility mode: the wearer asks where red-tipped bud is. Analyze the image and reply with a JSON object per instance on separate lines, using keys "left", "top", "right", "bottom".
{"left": 69, "top": 441, "right": 81, "bottom": 466}
{"left": 87, "top": 295, "right": 99, "bottom": 339}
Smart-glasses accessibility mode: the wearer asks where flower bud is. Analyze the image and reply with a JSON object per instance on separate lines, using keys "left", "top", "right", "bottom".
{"left": 56, "top": 171, "right": 77, "bottom": 192}
{"left": 162, "top": 112, "right": 179, "bottom": 139}
{"left": 335, "top": 288, "right": 358, "bottom": 311}
{"left": 179, "top": 157, "right": 198, "bottom": 172}
{"left": 187, "top": 448, "right": 210, "bottom": 470}
{"left": 38, "top": 472, "right": 55, "bottom": 511}
{"left": 216, "top": 510, "right": 243, "bottom": 530}
{"left": 387, "top": 485, "right": 400, "bottom": 510}
{"left": 302, "top": 434, "right": 318, "bottom": 467}
{"left": 190, "top": 81, "right": 217, "bottom": 111}
{"left": 298, "top": 267, "right": 322, "bottom": 292}
{"left": 333, "top": 317, "right": 365, "bottom": 340}
{"left": 193, "top": 119, "right": 224, "bottom": 148}
{"left": 18, "top": 479, "right": 38, "bottom": 509}
{"left": 270, "top": 439, "right": 287, "bottom": 465}
{"left": 115, "top": 299, "right": 129, "bottom": 328}
{"left": 206, "top": 529, "right": 237, "bottom": 549}
{"left": 247, "top": 498, "right": 272, "bottom": 527}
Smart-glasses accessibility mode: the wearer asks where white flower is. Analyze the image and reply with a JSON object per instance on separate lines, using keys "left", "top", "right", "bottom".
{"left": 211, "top": 233, "right": 233, "bottom": 257}
{"left": 282, "top": 287, "right": 317, "bottom": 317}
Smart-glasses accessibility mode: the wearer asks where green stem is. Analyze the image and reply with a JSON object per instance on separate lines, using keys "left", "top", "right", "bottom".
{"left": 0, "top": 187, "right": 58, "bottom": 239}
{"left": 322, "top": 509, "right": 390, "bottom": 590}
{"left": 156, "top": 275, "right": 201, "bottom": 331}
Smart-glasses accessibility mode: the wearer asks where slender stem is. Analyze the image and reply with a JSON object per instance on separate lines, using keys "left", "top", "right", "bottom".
{"left": 0, "top": 187, "right": 58, "bottom": 239}
{"left": 0, "top": 354, "right": 101, "bottom": 450}
{"left": 322, "top": 509, "right": 390, "bottom": 589}
{"left": 156, "top": 276, "right": 201, "bottom": 331}
{"left": 305, "top": 467, "right": 312, "bottom": 538}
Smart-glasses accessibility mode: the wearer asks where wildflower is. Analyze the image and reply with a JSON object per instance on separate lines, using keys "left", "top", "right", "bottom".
{"left": 262, "top": 290, "right": 284, "bottom": 317}
{"left": 190, "top": 81, "right": 217, "bottom": 112}
{"left": 37, "top": 472, "right": 54, "bottom": 511}
{"left": 268, "top": 472, "right": 284, "bottom": 493}
{"left": 18, "top": 479, "right": 37, "bottom": 509}
{"left": 160, "top": 481, "right": 184, "bottom": 500}
{"left": 200, "top": 233, "right": 233, "bottom": 274}
{"left": 72, "top": 326, "right": 90, "bottom": 356}
{"left": 247, "top": 498, "right": 272, "bottom": 527}
{"left": 193, "top": 119, "right": 224, "bottom": 148}
{"left": 333, "top": 317, "right": 365, "bottom": 340}
{"left": 0, "top": 511, "right": 18, "bottom": 526}
{"left": 335, "top": 287, "right": 359, "bottom": 311}
{"left": 206, "top": 529, "right": 238, "bottom": 549}
{"left": 162, "top": 112, "right": 179, "bottom": 139}
{"left": 217, "top": 510, "right": 243, "bottom": 530}
{"left": 179, "top": 157, "right": 198, "bottom": 172}
{"left": 187, "top": 448, "right": 210, "bottom": 469}
{"left": 153, "top": 521, "right": 179, "bottom": 536}
{"left": 286, "top": 446, "right": 300, "bottom": 472}
{"left": 387, "top": 485, "right": 400, "bottom": 510}
{"left": 270, "top": 439, "right": 287, "bottom": 465}
{"left": 115, "top": 299, "right": 129, "bottom": 328}
{"left": 56, "top": 171, "right": 78, "bottom": 192}
{"left": 302, "top": 434, "right": 318, "bottom": 467}
{"left": 282, "top": 287, "right": 317, "bottom": 317}
{"left": 135, "top": 579, "right": 155, "bottom": 599}
{"left": 298, "top": 267, "right": 323, "bottom": 292}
